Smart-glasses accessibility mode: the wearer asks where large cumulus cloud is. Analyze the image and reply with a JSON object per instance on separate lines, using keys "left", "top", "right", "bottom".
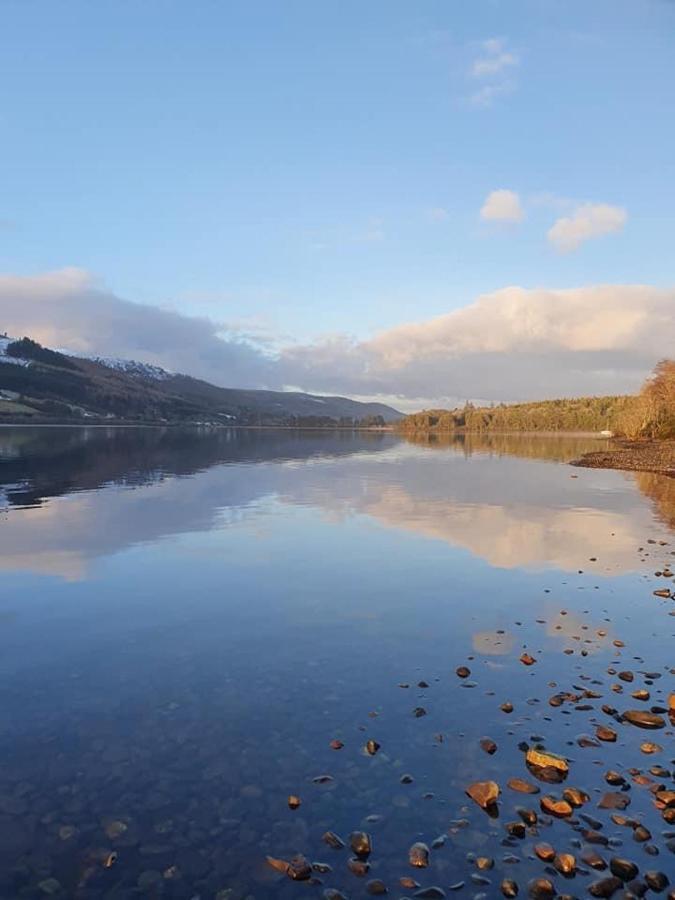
{"left": 1, "top": 269, "right": 673, "bottom": 404}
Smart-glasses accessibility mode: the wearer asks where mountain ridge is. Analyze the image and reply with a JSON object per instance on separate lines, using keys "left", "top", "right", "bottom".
{"left": 0, "top": 333, "right": 402, "bottom": 426}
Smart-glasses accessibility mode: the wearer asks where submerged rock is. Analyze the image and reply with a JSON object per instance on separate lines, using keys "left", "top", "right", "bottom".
{"left": 526, "top": 748, "right": 569, "bottom": 783}
{"left": 408, "top": 842, "right": 429, "bottom": 868}
{"left": 322, "top": 831, "right": 345, "bottom": 849}
{"left": 350, "top": 831, "right": 372, "bottom": 858}
{"left": 466, "top": 780, "right": 500, "bottom": 812}
{"left": 622, "top": 710, "right": 665, "bottom": 729}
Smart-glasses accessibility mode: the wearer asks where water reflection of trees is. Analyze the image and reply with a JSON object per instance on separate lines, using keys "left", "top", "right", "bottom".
{"left": 402, "top": 431, "right": 675, "bottom": 532}
{"left": 401, "top": 431, "right": 611, "bottom": 463}
{"left": 634, "top": 471, "right": 675, "bottom": 531}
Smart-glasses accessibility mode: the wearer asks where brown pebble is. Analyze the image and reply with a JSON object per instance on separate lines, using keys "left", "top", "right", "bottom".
{"left": 554, "top": 852, "right": 576, "bottom": 876}
{"left": 507, "top": 777, "right": 539, "bottom": 794}
{"left": 527, "top": 877, "right": 555, "bottom": 898}
{"left": 466, "top": 780, "right": 500, "bottom": 811}
{"left": 408, "top": 842, "right": 429, "bottom": 868}
{"left": 589, "top": 876, "right": 623, "bottom": 897}
{"left": 347, "top": 857, "right": 370, "bottom": 876}
{"left": 540, "top": 795, "right": 573, "bottom": 818}
{"left": 287, "top": 795, "right": 301, "bottom": 809}
{"left": 480, "top": 737, "right": 497, "bottom": 755}
{"left": 456, "top": 666, "right": 471, "bottom": 678}
{"left": 350, "top": 831, "right": 372, "bottom": 858}
{"left": 598, "top": 792, "right": 630, "bottom": 810}
{"left": 534, "top": 843, "right": 555, "bottom": 862}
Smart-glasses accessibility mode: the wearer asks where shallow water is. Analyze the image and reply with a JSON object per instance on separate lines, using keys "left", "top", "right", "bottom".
{"left": 0, "top": 427, "right": 673, "bottom": 899}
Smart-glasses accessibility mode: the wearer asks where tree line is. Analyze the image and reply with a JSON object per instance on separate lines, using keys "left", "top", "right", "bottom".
{"left": 397, "top": 360, "right": 675, "bottom": 439}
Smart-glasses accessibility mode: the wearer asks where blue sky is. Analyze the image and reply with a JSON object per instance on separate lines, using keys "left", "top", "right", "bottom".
{"left": 1, "top": 0, "right": 674, "bottom": 404}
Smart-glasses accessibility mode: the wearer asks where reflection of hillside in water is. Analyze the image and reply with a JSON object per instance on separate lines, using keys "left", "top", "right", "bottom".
{"left": 0, "top": 427, "right": 672, "bottom": 581}
{"left": 0, "top": 426, "right": 392, "bottom": 508}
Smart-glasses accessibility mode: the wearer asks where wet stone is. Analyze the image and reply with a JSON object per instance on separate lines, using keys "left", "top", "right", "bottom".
{"left": 622, "top": 710, "right": 665, "bottom": 729}
{"left": 554, "top": 852, "right": 576, "bottom": 876}
{"left": 501, "top": 879, "right": 519, "bottom": 897}
{"left": 534, "top": 843, "right": 555, "bottom": 862}
{"left": 563, "top": 787, "right": 589, "bottom": 807}
{"left": 599, "top": 792, "right": 630, "bottom": 810}
{"left": 347, "top": 857, "right": 370, "bottom": 877}
{"left": 583, "top": 850, "right": 608, "bottom": 870}
{"left": 526, "top": 748, "right": 569, "bottom": 783}
{"left": 589, "top": 876, "right": 623, "bottom": 897}
{"left": 540, "top": 795, "right": 573, "bottom": 818}
{"left": 644, "top": 871, "right": 669, "bottom": 892}
{"left": 527, "top": 877, "right": 555, "bottom": 898}
{"left": 633, "top": 825, "right": 651, "bottom": 843}
{"left": 322, "top": 831, "right": 345, "bottom": 849}
{"left": 480, "top": 737, "right": 497, "bottom": 755}
{"left": 466, "top": 780, "right": 500, "bottom": 812}
{"left": 366, "top": 879, "right": 388, "bottom": 895}
{"left": 456, "top": 667, "right": 471, "bottom": 678}
{"left": 610, "top": 858, "right": 639, "bottom": 881}
{"left": 596, "top": 725, "right": 617, "bottom": 742}
{"left": 350, "top": 831, "right": 372, "bottom": 858}
{"left": 408, "top": 842, "right": 429, "bottom": 868}
{"left": 507, "top": 777, "right": 539, "bottom": 794}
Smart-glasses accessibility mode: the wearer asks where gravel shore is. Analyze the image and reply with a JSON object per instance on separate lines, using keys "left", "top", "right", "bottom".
{"left": 572, "top": 439, "right": 675, "bottom": 476}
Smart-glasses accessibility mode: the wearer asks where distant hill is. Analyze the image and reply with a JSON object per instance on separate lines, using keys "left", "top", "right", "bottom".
{"left": 0, "top": 334, "right": 402, "bottom": 426}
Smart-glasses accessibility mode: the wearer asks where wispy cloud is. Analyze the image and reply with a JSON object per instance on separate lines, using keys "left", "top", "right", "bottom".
{"left": 427, "top": 207, "right": 449, "bottom": 223}
{"left": 467, "top": 37, "right": 520, "bottom": 107}
{"left": 480, "top": 189, "right": 524, "bottom": 223}
{"left": 547, "top": 203, "right": 628, "bottom": 252}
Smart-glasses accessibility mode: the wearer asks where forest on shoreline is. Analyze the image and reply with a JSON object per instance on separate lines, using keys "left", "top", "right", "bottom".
{"left": 398, "top": 360, "right": 675, "bottom": 440}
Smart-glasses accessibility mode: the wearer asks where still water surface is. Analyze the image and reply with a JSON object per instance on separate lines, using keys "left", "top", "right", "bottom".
{"left": 0, "top": 428, "right": 673, "bottom": 899}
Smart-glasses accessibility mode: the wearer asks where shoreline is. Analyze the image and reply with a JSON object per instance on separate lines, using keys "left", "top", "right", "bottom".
{"left": 572, "top": 438, "right": 675, "bottom": 477}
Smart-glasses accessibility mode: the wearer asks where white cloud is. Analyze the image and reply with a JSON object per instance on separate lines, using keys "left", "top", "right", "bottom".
{"left": 547, "top": 203, "right": 627, "bottom": 252}
{"left": 280, "top": 285, "right": 675, "bottom": 401}
{"left": 1, "top": 270, "right": 672, "bottom": 406}
{"left": 480, "top": 189, "right": 524, "bottom": 223}
{"left": 471, "top": 52, "right": 519, "bottom": 78}
{"left": 467, "top": 37, "right": 519, "bottom": 107}
{"left": 0, "top": 268, "right": 276, "bottom": 389}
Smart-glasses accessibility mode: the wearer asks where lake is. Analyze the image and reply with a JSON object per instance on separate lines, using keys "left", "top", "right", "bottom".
{"left": 0, "top": 427, "right": 673, "bottom": 900}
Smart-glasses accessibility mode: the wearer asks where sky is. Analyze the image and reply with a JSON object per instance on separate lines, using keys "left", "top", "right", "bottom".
{"left": 1, "top": 0, "right": 674, "bottom": 408}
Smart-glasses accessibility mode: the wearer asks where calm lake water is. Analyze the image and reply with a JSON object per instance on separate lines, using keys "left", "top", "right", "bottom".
{"left": 0, "top": 427, "right": 673, "bottom": 899}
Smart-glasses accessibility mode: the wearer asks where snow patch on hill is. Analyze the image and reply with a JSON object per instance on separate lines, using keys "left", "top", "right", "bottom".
{"left": 72, "top": 353, "right": 172, "bottom": 381}
{"left": 0, "top": 335, "right": 30, "bottom": 367}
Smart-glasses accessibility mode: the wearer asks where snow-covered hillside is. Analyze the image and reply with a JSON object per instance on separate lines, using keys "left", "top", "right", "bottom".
{"left": 0, "top": 335, "right": 30, "bottom": 367}
{"left": 88, "top": 356, "right": 171, "bottom": 380}
{"left": 67, "top": 351, "right": 172, "bottom": 381}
